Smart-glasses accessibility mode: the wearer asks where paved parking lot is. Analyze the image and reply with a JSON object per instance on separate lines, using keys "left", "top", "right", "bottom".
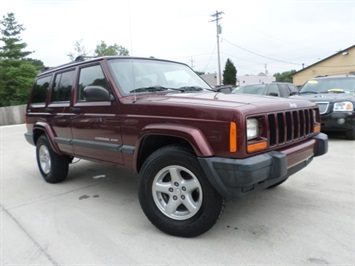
{"left": 1, "top": 124, "right": 354, "bottom": 265}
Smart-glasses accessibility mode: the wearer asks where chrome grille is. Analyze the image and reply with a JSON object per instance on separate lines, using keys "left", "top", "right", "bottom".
{"left": 315, "top": 102, "right": 329, "bottom": 114}
{"left": 268, "top": 109, "right": 314, "bottom": 146}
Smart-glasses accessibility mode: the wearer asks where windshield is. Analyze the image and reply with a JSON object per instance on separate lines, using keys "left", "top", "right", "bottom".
{"left": 233, "top": 84, "right": 266, "bottom": 95}
{"left": 299, "top": 77, "right": 355, "bottom": 94}
{"left": 107, "top": 58, "right": 211, "bottom": 95}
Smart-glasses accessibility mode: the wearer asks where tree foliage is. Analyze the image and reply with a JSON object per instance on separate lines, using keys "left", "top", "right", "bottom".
{"left": 94, "top": 41, "right": 129, "bottom": 56}
{"left": 67, "top": 40, "right": 129, "bottom": 61}
{"left": 273, "top": 70, "right": 297, "bottom": 83}
{"left": 0, "top": 12, "right": 32, "bottom": 59}
{"left": 0, "top": 13, "right": 131, "bottom": 107}
{"left": 67, "top": 39, "right": 88, "bottom": 61}
{"left": 0, "top": 12, "right": 43, "bottom": 107}
{"left": 223, "top": 58, "right": 237, "bottom": 85}
{"left": 0, "top": 60, "right": 38, "bottom": 106}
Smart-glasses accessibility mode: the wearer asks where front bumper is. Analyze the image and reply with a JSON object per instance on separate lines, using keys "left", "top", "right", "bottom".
{"left": 24, "top": 132, "right": 35, "bottom": 146}
{"left": 320, "top": 111, "right": 355, "bottom": 132}
{"left": 198, "top": 133, "right": 328, "bottom": 198}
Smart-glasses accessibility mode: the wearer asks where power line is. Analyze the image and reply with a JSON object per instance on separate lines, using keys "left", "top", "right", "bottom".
{"left": 203, "top": 43, "right": 217, "bottom": 73}
{"left": 223, "top": 38, "right": 302, "bottom": 66}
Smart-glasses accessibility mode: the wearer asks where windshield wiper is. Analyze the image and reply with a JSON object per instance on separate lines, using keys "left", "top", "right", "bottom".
{"left": 178, "top": 86, "right": 211, "bottom": 92}
{"left": 130, "top": 85, "right": 212, "bottom": 94}
{"left": 299, "top": 91, "right": 318, "bottom": 94}
{"left": 326, "top": 88, "right": 345, "bottom": 93}
{"left": 129, "top": 86, "right": 170, "bottom": 93}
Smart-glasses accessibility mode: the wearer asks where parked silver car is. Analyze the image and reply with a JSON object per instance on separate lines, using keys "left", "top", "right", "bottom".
{"left": 232, "top": 82, "right": 299, "bottom": 98}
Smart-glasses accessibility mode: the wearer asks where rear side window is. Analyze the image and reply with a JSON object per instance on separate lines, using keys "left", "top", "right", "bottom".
{"left": 77, "top": 64, "right": 110, "bottom": 101}
{"left": 30, "top": 76, "right": 51, "bottom": 104}
{"left": 51, "top": 70, "right": 75, "bottom": 102}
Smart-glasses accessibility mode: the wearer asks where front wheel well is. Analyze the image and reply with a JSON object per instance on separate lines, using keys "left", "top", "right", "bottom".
{"left": 33, "top": 128, "right": 47, "bottom": 145}
{"left": 136, "top": 135, "right": 194, "bottom": 172}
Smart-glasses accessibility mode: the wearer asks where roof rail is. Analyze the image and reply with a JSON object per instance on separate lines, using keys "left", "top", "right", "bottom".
{"left": 40, "top": 55, "right": 98, "bottom": 73}
{"left": 74, "top": 55, "right": 97, "bottom": 62}
{"left": 43, "top": 66, "right": 53, "bottom": 71}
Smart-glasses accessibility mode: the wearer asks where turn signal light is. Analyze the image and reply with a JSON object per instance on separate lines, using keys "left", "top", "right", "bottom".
{"left": 314, "top": 124, "right": 321, "bottom": 133}
{"left": 230, "top": 122, "right": 237, "bottom": 152}
{"left": 247, "top": 141, "right": 268, "bottom": 153}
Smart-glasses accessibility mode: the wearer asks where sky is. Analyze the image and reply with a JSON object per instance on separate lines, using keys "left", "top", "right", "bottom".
{"left": 1, "top": 0, "right": 354, "bottom": 76}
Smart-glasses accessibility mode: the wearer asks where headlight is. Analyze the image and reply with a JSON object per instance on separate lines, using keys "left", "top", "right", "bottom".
{"left": 333, "top": 102, "right": 353, "bottom": 111}
{"left": 247, "top": 118, "right": 259, "bottom": 140}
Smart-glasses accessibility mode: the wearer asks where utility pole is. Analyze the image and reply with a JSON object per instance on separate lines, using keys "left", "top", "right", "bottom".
{"left": 190, "top": 57, "right": 194, "bottom": 69}
{"left": 211, "top": 11, "right": 224, "bottom": 85}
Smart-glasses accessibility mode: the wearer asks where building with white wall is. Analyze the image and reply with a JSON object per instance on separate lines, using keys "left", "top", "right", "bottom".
{"left": 201, "top": 72, "right": 275, "bottom": 87}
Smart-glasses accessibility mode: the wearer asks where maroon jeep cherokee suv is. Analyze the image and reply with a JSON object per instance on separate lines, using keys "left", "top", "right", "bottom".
{"left": 25, "top": 56, "right": 328, "bottom": 237}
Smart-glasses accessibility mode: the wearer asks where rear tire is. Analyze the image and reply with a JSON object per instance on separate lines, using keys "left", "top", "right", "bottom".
{"left": 36, "top": 135, "right": 69, "bottom": 183}
{"left": 138, "top": 145, "right": 224, "bottom": 237}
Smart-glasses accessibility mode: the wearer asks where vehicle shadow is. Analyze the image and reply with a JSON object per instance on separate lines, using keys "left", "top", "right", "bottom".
{"left": 322, "top": 131, "right": 347, "bottom": 140}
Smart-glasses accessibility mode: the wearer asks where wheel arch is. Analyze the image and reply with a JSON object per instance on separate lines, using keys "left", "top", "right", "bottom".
{"left": 135, "top": 124, "right": 214, "bottom": 173}
{"left": 32, "top": 122, "right": 64, "bottom": 155}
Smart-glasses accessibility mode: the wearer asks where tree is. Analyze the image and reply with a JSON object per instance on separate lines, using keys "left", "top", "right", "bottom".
{"left": 0, "top": 59, "right": 38, "bottom": 106}
{"left": 0, "top": 12, "right": 32, "bottom": 59}
{"left": 223, "top": 58, "right": 237, "bottom": 85}
{"left": 23, "top": 58, "right": 45, "bottom": 72}
{"left": 94, "top": 41, "right": 129, "bottom": 56}
{"left": 67, "top": 39, "right": 88, "bottom": 61}
{"left": 67, "top": 40, "right": 129, "bottom": 61}
{"left": 0, "top": 13, "right": 41, "bottom": 106}
{"left": 273, "top": 70, "right": 297, "bottom": 83}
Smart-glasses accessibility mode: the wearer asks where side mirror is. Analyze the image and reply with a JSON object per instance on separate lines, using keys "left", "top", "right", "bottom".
{"left": 268, "top": 92, "right": 279, "bottom": 97}
{"left": 83, "top": 86, "right": 111, "bottom": 101}
{"left": 218, "top": 87, "right": 233, "bottom": 94}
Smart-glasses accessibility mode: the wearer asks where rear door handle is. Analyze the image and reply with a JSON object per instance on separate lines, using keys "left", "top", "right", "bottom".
{"left": 69, "top": 107, "right": 81, "bottom": 113}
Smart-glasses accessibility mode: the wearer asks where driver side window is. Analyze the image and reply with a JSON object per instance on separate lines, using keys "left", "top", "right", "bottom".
{"left": 268, "top": 84, "right": 280, "bottom": 96}
{"left": 77, "top": 64, "right": 110, "bottom": 101}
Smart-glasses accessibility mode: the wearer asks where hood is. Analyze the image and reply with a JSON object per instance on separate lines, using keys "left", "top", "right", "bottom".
{"left": 291, "top": 93, "right": 355, "bottom": 102}
{"left": 128, "top": 91, "right": 315, "bottom": 111}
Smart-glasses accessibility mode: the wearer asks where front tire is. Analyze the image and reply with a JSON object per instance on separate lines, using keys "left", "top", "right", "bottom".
{"left": 138, "top": 145, "right": 224, "bottom": 237}
{"left": 36, "top": 135, "right": 69, "bottom": 183}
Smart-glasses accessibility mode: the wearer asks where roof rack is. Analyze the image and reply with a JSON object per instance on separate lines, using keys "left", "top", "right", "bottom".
{"left": 40, "top": 55, "right": 98, "bottom": 74}
{"left": 74, "top": 55, "right": 97, "bottom": 62}
{"left": 43, "top": 66, "right": 53, "bottom": 71}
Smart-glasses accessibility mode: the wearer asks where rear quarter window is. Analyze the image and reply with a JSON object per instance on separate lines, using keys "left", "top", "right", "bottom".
{"left": 30, "top": 76, "right": 52, "bottom": 104}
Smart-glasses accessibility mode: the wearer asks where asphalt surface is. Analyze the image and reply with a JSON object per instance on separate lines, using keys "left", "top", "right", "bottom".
{"left": 1, "top": 124, "right": 354, "bottom": 265}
